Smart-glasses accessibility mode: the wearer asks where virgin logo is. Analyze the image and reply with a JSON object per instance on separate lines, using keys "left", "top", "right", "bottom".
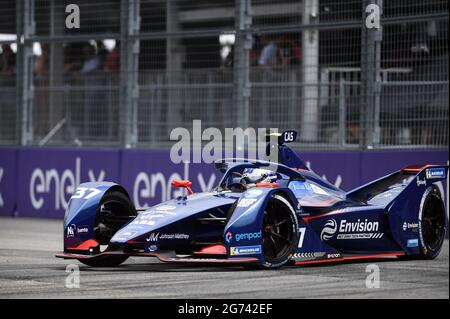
{"left": 321, "top": 219, "right": 337, "bottom": 241}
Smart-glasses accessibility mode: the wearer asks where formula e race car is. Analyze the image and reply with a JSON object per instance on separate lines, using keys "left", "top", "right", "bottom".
{"left": 56, "top": 130, "right": 448, "bottom": 269}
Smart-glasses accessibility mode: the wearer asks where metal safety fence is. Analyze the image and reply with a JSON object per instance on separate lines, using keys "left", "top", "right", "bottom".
{"left": 0, "top": 0, "right": 448, "bottom": 149}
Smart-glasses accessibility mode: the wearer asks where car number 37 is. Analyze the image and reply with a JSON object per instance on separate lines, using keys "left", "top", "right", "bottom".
{"left": 71, "top": 187, "right": 102, "bottom": 200}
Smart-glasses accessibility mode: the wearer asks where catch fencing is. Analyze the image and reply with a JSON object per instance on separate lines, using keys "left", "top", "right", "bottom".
{"left": 0, "top": 0, "right": 448, "bottom": 149}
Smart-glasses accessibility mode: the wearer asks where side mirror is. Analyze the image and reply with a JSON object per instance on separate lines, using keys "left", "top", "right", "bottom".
{"left": 172, "top": 180, "right": 193, "bottom": 195}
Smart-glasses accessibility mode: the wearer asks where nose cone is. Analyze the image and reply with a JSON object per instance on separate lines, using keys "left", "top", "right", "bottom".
{"left": 110, "top": 201, "right": 195, "bottom": 243}
{"left": 110, "top": 192, "right": 237, "bottom": 243}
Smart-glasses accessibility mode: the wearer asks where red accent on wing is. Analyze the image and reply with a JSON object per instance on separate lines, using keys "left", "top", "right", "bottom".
{"left": 256, "top": 183, "right": 280, "bottom": 187}
{"left": 172, "top": 180, "right": 193, "bottom": 194}
{"left": 302, "top": 209, "right": 346, "bottom": 222}
{"left": 193, "top": 244, "right": 227, "bottom": 255}
{"left": 402, "top": 164, "right": 436, "bottom": 173}
{"left": 299, "top": 198, "right": 337, "bottom": 208}
{"left": 295, "top": 253, "right": 405, "bottom": 265}
{"left": 67, "top": 239, "right": 99, "bottom": 251}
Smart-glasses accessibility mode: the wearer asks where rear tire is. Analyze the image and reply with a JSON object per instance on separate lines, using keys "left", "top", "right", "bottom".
{"left": 418, "top": 186, "right": 446, "bottom": 260}
{"left": 77, "top": 189, "right": 136, "bottom": 267}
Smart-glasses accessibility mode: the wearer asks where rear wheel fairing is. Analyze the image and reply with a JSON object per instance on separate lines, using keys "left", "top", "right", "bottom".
{"left": 305, "top": 206, "right": 402, "bottom": 253}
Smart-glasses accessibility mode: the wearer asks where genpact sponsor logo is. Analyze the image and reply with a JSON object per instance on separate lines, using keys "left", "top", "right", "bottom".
{"left": 225, "top": 231, "right": 232, "bottom": 243}
{"left": 235, "top": 231, "right": 262, "bottom": 242}
{"left": 29, "top": 157, "right": 106, "bottom": 211}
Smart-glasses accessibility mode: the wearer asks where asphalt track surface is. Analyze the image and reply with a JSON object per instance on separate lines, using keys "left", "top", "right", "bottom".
{"left": 0, "top": 217, "right": 448, "bottom": 299}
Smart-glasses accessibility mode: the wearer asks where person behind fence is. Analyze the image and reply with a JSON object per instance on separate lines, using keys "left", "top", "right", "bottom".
{"left": 104, "top": 41, "right": 120, "bottom": 73}
{"left": 258, "top": 34, "right": 278, "bottom": 66}
{"left": 80, "top": 42, "right": 100, "bottom": 73}
{"left": 276, "top": 36, "right": 301, "bottom": 67}
{"left": 0, "top": 44, "right": 16, "bottom": 76}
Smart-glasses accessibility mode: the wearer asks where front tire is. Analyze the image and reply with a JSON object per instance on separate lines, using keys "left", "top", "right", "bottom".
{"left": 78, "top": 189, "right": 136, "bottom": 267}
{"left": 261, "top": 194, "right": 299, "bottom": 269}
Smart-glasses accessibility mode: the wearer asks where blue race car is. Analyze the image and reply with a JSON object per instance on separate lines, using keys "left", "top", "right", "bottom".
{"left": 56, "top": 130, "right": 448, "bottom": 269}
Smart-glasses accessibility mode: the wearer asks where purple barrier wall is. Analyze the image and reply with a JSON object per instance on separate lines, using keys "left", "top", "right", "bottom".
{"left": 0, "top": 148, "right": 17, "bottom": 216}
{"left": 16, "top": 148, "right": 120, "bottom": 218}
{"left": 0, "top": 147, "right": 447, "bottom": 219}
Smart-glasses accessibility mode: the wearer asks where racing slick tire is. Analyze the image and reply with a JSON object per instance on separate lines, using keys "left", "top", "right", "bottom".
{"left": 417, "top": 185, "right": 446, "bottom": 260}
{"left": 257, "top": 194, "right": 299, "bottom": 269}
{"left": 78, "top": 189, "right": 136, "bottom": 267}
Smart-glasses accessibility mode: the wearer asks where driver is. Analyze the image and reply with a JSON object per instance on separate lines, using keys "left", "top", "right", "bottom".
{"left": 241, "top": 168, "right": 277, "bottom": 185}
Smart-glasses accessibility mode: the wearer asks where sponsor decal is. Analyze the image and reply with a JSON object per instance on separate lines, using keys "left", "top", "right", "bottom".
{"left": 244, "top": 189, "right": 263, "bottom": 198}
{"left": 227, "top": 231, "right": 262, "bottom": 242}
{"left": 310, "top": 183, "right": 329, "bottom": 196}
{"left": 407, "top": 238, "right": 419, "bottom": 248}
{"left": 237, "top": 198, "right": 257, "bottom": 208}
{"left": 321, "top": 219, "right": 382, "bottom": 240}
{"left": 416, "top": 176, "right": 426, "bottom": 186}
{"left": 225, "top": 231, "right": 232, "bottom": 243}
{"left": 67, "top": 225, "right": 75, "bottom": 237}
{"left": 112, "top": 230, "right": 138, "bottom": 241}
{"left": 320, "top": 219, "right": 337, "bottom": 241}
{"left": 147, "top": 244, "right": 158, "bottom": 252}
{"left": 289, "top": 181, "right": 313, "bottom": 194}
{"left": 66, "top": 224, "right": 89, "bottom": 238}
{"left": 403, "top": 222, "right": 419, "bottom": 231}
{"left": 426, "top": 168, "right": 445, "bottom": 179}
{"left": 326, "top": 253, "right": 342, "bottom": 259}
{"left": 230, "top": 245, "right": 262, "bottom": 256}
{"left": 76, "top": 226, "right": 89, "bottom": 234}
{"left": 141, "top": 209, "right": 176, "bottom": 216}
{"left": 156, "top": 205, "right": 176, "bottom": 211}
{"left": 145, "top": 232, "right": 190, "bottom": 242}
{"left": 146, "top": 233, "right": 159, "bottom": 242}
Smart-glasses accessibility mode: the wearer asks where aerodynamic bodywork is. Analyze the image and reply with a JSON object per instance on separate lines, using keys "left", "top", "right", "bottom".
{"left": 56, "top": 130, "right": 448, "bottom": 269}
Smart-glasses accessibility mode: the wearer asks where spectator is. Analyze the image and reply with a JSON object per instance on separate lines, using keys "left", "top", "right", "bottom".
{"left": 277, "top": 37, "right": 301, "bottom": 66}
{"left": 258, "top": 34, "right": 277, "bottom": 66}
{"left": 80, "top": 43, "right": 100, "bottom": 73}
{"left": 0, "top": 44, "right": 16, "bottom": 75}
{"left": 64, "top": 42, "right": 84, "bottom": 73}
{"left": 104, "top": 41, "right": 120, "bottom": 73}
{"left": 34, "top": 43, "right": 49, "bottom": 74}
{"left": 96, "top": 41, "right": 109, "bottom": 70}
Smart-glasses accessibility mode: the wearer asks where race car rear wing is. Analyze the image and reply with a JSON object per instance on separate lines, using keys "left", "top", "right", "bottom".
{"left": 346, "top": 164, "right": 448, "bottom": 204}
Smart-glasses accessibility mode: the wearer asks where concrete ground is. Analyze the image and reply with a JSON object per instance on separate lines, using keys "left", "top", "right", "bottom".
{"left": 0, "top": 217, "right": 448, "bottom": 298}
